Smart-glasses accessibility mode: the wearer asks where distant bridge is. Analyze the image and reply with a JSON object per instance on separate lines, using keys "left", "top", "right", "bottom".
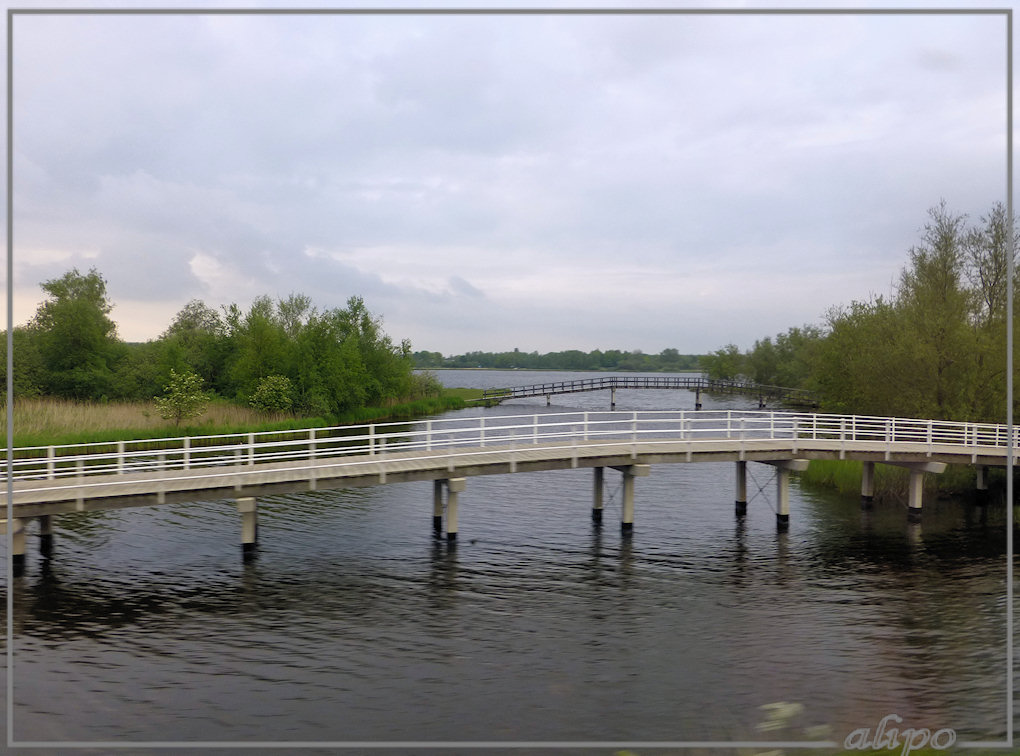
{"left": 474, "top": 375, "right": 818, "bottom": 408}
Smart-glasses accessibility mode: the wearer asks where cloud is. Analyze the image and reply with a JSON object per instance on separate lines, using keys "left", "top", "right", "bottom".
{"left": 10, "top": 9, "right": 1009, "bottom": 354}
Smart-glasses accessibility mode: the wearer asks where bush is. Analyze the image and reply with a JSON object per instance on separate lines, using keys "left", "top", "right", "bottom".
{"left": 154, "top": 368, "right": 208, "bottom": 426}
{"left": 250, "top": 374, "right": 294, "bottom": 413}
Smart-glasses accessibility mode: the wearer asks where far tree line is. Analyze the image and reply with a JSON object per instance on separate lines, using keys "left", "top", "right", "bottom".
{"left": 3, "top": 272, "right": 426, "bottom": 419}
{"left": 413, "top": 348, "right": 702, "bottom": 372}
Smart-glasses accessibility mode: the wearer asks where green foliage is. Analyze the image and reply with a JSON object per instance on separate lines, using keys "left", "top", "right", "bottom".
{"left": 707, "top": 200, "right": 1017, "bottom": 424}
{"left": 250, "top": 374, "right": 294, "bottom": 413}
{"left": 700, "top": 343, "right": 744, "bottom": 380}
{"left": 154, "top": 368, "right": 209, "bottom": 426}
{"left": 30, "top": 268, "right": 120, "bottom": 399}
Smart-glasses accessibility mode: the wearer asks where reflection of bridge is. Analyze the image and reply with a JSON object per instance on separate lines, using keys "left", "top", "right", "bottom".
{"left": 473, "top": 375, "right": 819, "bottom": 408}
{"left": 4, "top": 410, "right": 1010, "bottom": 572}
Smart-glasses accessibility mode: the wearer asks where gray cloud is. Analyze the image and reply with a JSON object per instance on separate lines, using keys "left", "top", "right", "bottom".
{"left": 11, "top": 9, "right": 1008, "bottom": 354}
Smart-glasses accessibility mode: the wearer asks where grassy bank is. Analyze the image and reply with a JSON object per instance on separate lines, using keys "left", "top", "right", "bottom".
{"left": 4, "top": 390, "right": 481, "bottom": 448}
{"left": 798, "top": 458, "right": 982, "bottom": 502}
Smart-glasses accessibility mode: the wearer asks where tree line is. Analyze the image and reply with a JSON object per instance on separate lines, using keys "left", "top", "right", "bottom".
{"left": 4, "top": 270, "right": 425, "bottom": 418}
{"left": 413, "top": 347, "right": 702, "bottom": 372}
{"left": 701, "top": 201, "right": 1017, "bottom": 423}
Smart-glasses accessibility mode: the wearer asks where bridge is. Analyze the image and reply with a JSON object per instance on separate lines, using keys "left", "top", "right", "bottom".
{"left": 3, "top": 410, "right": 1011, "bottom": 573}
{"left": 473, "top": 375, "right": 819, "bottom": 408}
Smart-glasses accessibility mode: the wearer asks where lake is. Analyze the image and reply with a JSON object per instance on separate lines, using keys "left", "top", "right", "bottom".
{"left": 3, "top": 370, "right": 1010, "bottom": 752}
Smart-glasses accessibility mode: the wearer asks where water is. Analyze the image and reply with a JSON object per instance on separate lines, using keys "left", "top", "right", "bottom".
{"left": 4, "top": 370, "right": 1011, "bottom": 751}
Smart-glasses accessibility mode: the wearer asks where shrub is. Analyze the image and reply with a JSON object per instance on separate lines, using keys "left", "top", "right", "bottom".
{"left": 250, "top": 374, "right": 294, "bottom": 413}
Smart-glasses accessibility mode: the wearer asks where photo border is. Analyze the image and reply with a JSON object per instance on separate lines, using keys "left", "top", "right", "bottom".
{"left": 5, "top": 5, "right": 1013, "bottom": 750}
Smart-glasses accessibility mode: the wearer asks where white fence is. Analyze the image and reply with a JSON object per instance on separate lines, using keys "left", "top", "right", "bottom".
{"left": 6, "top": 410, "right": 1015, "bottom": 484}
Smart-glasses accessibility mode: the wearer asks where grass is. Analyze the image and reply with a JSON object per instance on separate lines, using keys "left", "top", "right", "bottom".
{"left": 3, "top": 391, "right": 475, "bottom": 448}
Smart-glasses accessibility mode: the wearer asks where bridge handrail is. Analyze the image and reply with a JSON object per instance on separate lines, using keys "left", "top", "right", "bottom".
{"left": 5, "top": 410, "right": 1016, "bottom": 484}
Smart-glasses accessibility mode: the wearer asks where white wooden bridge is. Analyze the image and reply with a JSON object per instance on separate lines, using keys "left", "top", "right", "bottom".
{"left": 3, "top": 409, "right": 1014, "bottom": 571}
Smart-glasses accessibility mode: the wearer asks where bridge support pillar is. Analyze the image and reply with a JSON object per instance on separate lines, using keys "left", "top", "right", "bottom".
{"left": 762, "top": 460, "right": 807, "bottom": 531}
{"left": 610, "top": 387, "right": 616, "bottom": 410}
{"left": 861, "top": 462, "right": 875, "bottom": 509}
{"left": 38, "top": 514, "right": 54, "bottom": 556}
{"left": 592, "top": 467, "right": 605, "bottom": 525}
{"left": 907, "top": 469, "right": 924, "bottom": 522}
{"left": 776, "top": 468, "right": 790, "bottom": 531}
{"left": 546, "top": 395, "right": 551, "bottom": 406}
{"left": 735, "top": 461, "right": 747, "bottom": 517}
{"left": 694, "top": 387, "right": 702, "bottom": 411}
{"left": 237, "top": 497, "right": 258, "bottom": 555}
{"left": 433, "top": 480, "right": 444, "bottom": 536}
{"left": 445, "top": 478, "right": 465, "bottom": 542}
{"left": 7, "top": 518, "right": 26, "bottom": 576}
{"left": 615, "top": 464, "right": 650, "bottom": 536}
{"left": 976, "top": 465, "right": 989, "bottom": 501}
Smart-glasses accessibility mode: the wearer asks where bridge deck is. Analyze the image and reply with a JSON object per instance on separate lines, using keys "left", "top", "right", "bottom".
{"left": 6, "top": 428, "right": 1013, "bottom": 517}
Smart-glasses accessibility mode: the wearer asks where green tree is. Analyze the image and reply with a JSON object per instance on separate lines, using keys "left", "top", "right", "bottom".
{"left": 30, "top": 268, "right": 120, "bottom": 399}
{"left": 701, "top": 344, "right": 744, "bottom": 380}
{"left": 154, "top": 368, "right": 208, "bottom": 426}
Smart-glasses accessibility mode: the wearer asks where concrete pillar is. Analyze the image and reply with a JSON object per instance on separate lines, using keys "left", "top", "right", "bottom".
{"left": 776, "top": 468, "right": 790, "bottom": 531}
{"left": 618, "top": 464, "right": 650, "bottom": 536}
{"left": 908, "top": 469, "right": 924, "bottom": 522}
{"left": 861, "top": 462, "right": 875, "bottom": 509}
{"left": 975, "top": 465, "right": 989, "bottom": 502}
{"left": 546, "top": 395, "right": 551, "bottom": 406}
{"left": 10, "top": 518, "right": 26, "bottom": 576}
{"left": 38, "top": 514, "right": 54, "bottom": 556}
{"left": 592, "top": 466, "right": 605, "bottom": 525}
{"left": 610, "top": 387, "right": 616, "bottom": 409}
{"left": 446, "top": 478, "right": 465, "bottom": 542}
{"left": 694, "top": 387, "right": 702, "bottom": 410}
{"left": 433, "top": 480, "right": 444, "bottom": 536}
{"left": 735, "top": 461, "right": 747, "bottom": 517}
{"left": 237, "top": 497, "right": 258, "bottom": 554}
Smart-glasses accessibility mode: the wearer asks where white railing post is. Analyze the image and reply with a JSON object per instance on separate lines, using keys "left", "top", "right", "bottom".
{"left": 927, "top": 420, "right": 933, "bottom": 454}
{"left": 480, "top": 417, "right": 486, "bottom": 448}
{"left": 117, "top": 442, "right": 125, "bottom": 474}
{"left": 426, "top": 420, "right": 432, "bottom": 451}
{"left": 309, "top": 428, "right": 317, "bottom": 460}
{"left": 726, "top": 410, "right": 732, "bottom": 439}
{"left": 183, "top": 437, "right": 191, "bottom": 470}
{"left": 369, "top": 425, "right": 375, "bottom": 455}
{"left": 632, "top": 412, "right": 638, "bottom": 443}
{"left": 248, "top": 433, "right": 256, "bottom": 466}
{"left": 533, "top": 415, "right": 539, "bottom": 444}
{"left": 46, "top": 446, "right": 55, "bottom": 480}
{"left": 584, "top": 412, "right": 589, "bottom": 441}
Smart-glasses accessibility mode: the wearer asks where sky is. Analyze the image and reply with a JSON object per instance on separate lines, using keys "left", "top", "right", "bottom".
{"left": 7, "top": 1, "right": 1011, "bottom": 356}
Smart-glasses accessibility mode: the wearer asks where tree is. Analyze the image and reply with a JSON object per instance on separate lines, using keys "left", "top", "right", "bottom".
{"left": 701, "top": 344, "right": 744, "bottom": 380}
{"left": 154, "top": 368, "right": 208, "bottom": 426}
{"left": 30, "top": 268, "right": 120, "bottom": 399}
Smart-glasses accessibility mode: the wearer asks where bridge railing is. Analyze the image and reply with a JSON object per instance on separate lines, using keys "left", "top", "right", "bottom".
{"left": 6, "top": 410, "right": 1016, "bottom": 484}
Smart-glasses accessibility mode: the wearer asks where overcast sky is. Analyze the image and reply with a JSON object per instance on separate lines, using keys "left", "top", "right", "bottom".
{"left": 8, "top": 2, "right": 1010, "bottom": 355}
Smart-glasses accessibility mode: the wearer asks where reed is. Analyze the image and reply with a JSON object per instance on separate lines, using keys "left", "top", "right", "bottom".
{"left": 2, "top": 393, "right": 472, "bottom": 448}
{"left": 798, "top": 458, "right": 981, "bottom": 502}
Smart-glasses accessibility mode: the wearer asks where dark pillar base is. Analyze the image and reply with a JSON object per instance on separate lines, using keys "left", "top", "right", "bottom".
{"left": 446, "top": 531, "right": 457, "bottom": 542}
{"left": 433, "top": 516, "right": 443, "bottom": 536}
{"left": 12, "top": 554, "right": 25, "bottom": 577}
{"left": 860, "top": 495, "right": 874, "bottom": 510}
{"left": 907, "top": 507, "right": 922, "bottom": 523}
{"left": 40, "top": 533, "right": 54, "bottom": 557}
{"left": 776, "top": 513, "right": 790, "bottom": 532}
{"left": 621, "top": 522, "right": 634, "bottom": 536}
{"left": 592, "top": 508, "right": 603, "bottom": 525}
{"left": 735, "top": 500, "right": 747, "bottom": 517}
